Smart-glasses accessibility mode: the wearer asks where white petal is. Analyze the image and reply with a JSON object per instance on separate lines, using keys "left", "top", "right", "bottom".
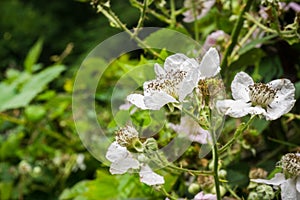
{"left": 110, "top": 156, "right": 140, "bottom": 174}
{"left": 251, "top": 173, "right": 286, "bottom": 186}
{"left": 127, "top": 94, "right": 148, "bottom": 110}
{"left": 296, "top": 176, "right": 300, "bottom": 193}
{"left": 265, "top": 79, "right": 296, "bottom": 120}
{"left": 169, "top": 116, "right": 211, "bottom": 144}
{"left": 231, "top": 72, "right": 253, "bottom": 101}
{"left": 164, "top": 53, "right": 190, "bottom": 72}
{"left": 144, "top": 92, "right": 177, "bottom": 110}
{"left": 154, "top": 63, "right": 166, "bottom": 76}
{"left": 106, "top": 142, "right": 140, "bottom": 174}
{"left": 194, "top": 191, "right": 217, "bottom": 200}
{"left": 139, "top": 165, "right": 164, "bottom": 186}
{"left": 281, "top": 178, "right": 297, "bottom": 200}
{"left": 105, "top": 142, "right": 128, "bottom": 162}
{"left": 216, "top": 99, "right": 252, "bottom": 118}
{"left": 199, "top": 47, "right": 220, "bottom": 78}
{"left": 178, "top": 68, "right": 200, "bottom": 101}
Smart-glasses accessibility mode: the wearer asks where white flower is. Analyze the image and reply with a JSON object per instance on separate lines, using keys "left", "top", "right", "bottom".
{"left": 127, "top": 48, "right": 220, "bottom": 110}
{"left": 251, "top": 173, "right": 300, "bottom": 200}
{"left": 252, "top": 153, "right": 300, "bottom": 200}
{"left": 183, "top": 0, "right": 215, "bottom": 23}
{"left": 194, "top": 191, "right": 217, "bottom": 200}
{"left": 203, "top": 30, "right": 229, "bottom": 52}
{"left": 168, "top": 116, "right": 211, "bottom": 144}
{"left": 72, "top": 153, "right": 86, "bottom": 172}
{"left": 216, "top": 72, "right": 296, "bottom": 120}
{"left": 105, "top": 142, "right": 165, "bottom": 186}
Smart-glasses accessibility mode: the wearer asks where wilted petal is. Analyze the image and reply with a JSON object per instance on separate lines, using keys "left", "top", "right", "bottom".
{"left": 199, "top": 47, "right": 220, "bottom": 78}
{"left": 251, "top": 173, "right": 286, "bottom": 186}
{"left": 231, "top": 72, "right": 253, "bottom": 101}
{"left": 127, "top": 94, "right": 148, "bottom": 110}
{"left": 139, "top": 165, "right": 164, "bottom": 186}
{"left": 144, "top": 92, "right": 177, "bottom": 110}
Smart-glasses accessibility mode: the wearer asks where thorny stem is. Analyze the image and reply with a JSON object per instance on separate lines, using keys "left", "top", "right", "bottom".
{"left": 219, "top": 115, "right": 256, "bottom": 154}
{"left": 133, "top": 0, "right": 148, "bottom": 36}
{"left": 98, "top": 5, "right": 163, "bottom": 59}
{"left": 221, "top": 0, "right": 254, "bottom": 68}
{"left": 130, "top": 0, "right": 172, "bottom": 24}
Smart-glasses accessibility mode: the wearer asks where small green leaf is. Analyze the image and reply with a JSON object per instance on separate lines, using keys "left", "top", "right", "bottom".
{"left": 24, "top": 38, "right": 43, "bottom": 73}
{"left": 25, "top": 105, "right": 46, "bottom": 122}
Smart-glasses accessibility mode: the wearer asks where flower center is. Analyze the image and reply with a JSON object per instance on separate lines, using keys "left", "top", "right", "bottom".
{"left": 248, "top": 83, "right": 276, "bottom": 108}
{"left": 280, "top": 153, "right": 300, "bottom": 177}
{"left": 145, "top": 70, "right": 187, "bottom": 98}
{"left": 115, "top": 125, "right": 139, "bottom": 147}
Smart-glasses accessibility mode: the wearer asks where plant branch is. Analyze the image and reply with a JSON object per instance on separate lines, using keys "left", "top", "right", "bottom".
{"left": 221, "top": 0, "right": 254, "bottom": 68}
{"left": 219, "top": 115, "right": 255, "bottom": 154}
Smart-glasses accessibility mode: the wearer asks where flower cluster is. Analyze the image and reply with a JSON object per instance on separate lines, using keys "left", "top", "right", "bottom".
{"left": 127, "top": 47, "right": 221, "bottom": 110}
{"left": 183, "top": 0, "right": 215, "bottom": 23}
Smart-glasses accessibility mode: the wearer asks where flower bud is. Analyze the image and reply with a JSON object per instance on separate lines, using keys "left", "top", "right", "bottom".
{"left": 188, "top": 183, "right": 200, "bottom": 195}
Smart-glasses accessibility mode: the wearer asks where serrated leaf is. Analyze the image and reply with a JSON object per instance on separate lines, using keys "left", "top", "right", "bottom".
{"left": 24, "top": 38, "right": 43, "bottom": 73}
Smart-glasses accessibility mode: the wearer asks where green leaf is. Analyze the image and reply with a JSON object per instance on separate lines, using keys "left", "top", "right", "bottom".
{"left": 24, "top": 38, "right": 43, "bottom": 73}
{"left": 143, "top": 29, "right": 200, "bottom": 56}
{"left": 0, "top": 65, "right": 65, "bottom": 112}
{"left": 59, "top": 170, "right": 119, "bottom": 200}
{"left": 238, "top": 34, "right": 277, "bottom": 55}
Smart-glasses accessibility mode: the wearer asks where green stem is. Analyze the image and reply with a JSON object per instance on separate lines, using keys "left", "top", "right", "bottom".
{"left": 245, "top": 13, "right": 277, "bottom": 33}
{"left": 219, "top": 115, "right": 255, "bottom": 154}
{"left": 130, "top": 0, "right": 172, "bottom": 24}
{"left": 211, "top": 129, "right": 221, "bottom": 200}
{"left": 0, "top": 112, "right": 24, "bottom": 125}
{"left": 221, "top": 0, "right": 254, "bottom": 68}
{"left": 168, "top": 164, "right": 213, "bottom": 175}
{"left": 133, "top": 0, "right": 148, "bottom": 36}
{"left": 160, "top": 187, "right": 177, "bottom": 200}
{"left": 170, "top": 0, "right": 176, "bottom": 28}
